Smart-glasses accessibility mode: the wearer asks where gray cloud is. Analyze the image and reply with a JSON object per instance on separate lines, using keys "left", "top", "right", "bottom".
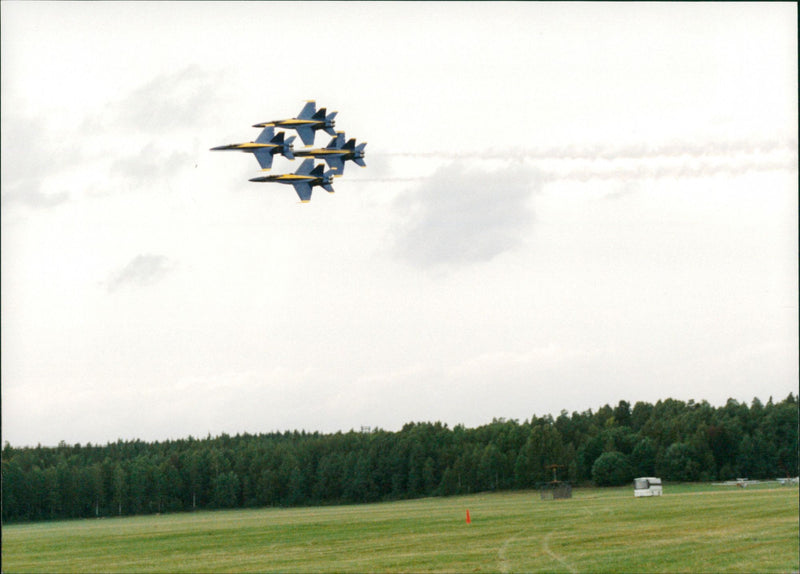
{"left": 120, "top": 66, "right": 215, "bottom": 131}
{"left": 1, "top": 112, "right": 46, "bottom": 184}
{"left": 0, "top": 110, "right": 78, "bottom": 211}
{"left": 1, "top": 184, "right": 70, "bottom": 210}
{"left": 85, "top": 65, "right": 224, "bottom": 134}
{"left": 391, "top": 161, "right": 541, "bottom": 268}
{"left": 76, "top": 66, "right": 224, "bottom": 194}
{"left": 2, "top": 67, "right": 221, "bottom": 213}
{"left": 106, "top": 254, "right": 174, "bottom": 293}
{"left": 111, "top": 143, "right": 195, "bottom": 188}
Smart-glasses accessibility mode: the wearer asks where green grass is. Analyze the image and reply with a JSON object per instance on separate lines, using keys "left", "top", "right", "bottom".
{"left": 2, "top": 484, "right": 797, "bottom": 573}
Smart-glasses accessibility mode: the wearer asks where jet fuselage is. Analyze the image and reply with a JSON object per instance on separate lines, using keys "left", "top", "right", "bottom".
{"left": 210, "top": 142, "right": 282, "bottom": 152}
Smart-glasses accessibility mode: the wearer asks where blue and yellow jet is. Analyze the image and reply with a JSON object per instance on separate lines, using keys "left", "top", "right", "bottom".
{"left": 248, "top": 158, "right": 335, "bottom": 203}
{"left": 210, "top": 127, "right": 295, "bottom": 170}
{"left": 294, "top": 132, "right": 367, "bottom": 176}
{"left": 252, "top": 101, "right": 337, "bottom": 147}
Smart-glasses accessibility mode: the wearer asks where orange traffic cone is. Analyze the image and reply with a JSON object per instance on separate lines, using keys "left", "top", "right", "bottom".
{"left": 466, "top": 509, "right": 471, "bottom": 524}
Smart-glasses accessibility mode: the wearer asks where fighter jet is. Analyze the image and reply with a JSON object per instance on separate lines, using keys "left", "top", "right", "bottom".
{"left": 210, "top": 127, "right": 295, "bottom": 171}
{"left": 294, "top": 132, "right": 367, "bottom": 176}
{"left": 252, "top": 101, "right": 337, "bottom": 147}
{"left": 249, "top": 158, "right": 335, "bottom": 203}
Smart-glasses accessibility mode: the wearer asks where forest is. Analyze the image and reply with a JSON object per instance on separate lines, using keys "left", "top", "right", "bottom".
{"left": 2, "top": 394, "right": 797, "bottom": 523}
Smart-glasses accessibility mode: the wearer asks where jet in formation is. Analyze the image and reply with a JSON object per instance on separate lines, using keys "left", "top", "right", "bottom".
{"left": 212, "top": 101, "right": 365, "bottom": 202}
{"left": 252, "top": 100, "right": 338, "bottom": 147}
{"left": 249, "top": 158, "right": 335, "bottom": 203}
{"left": 210, "top": 127, "right": 295, "bottom": 171}
{"left": 294, "top": 132, "right": 367, "bottom": 176}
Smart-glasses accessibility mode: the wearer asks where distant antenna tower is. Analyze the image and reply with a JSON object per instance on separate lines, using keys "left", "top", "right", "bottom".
{"left": 541, "top": 464, "right": 572, "bottom": 500}
{"left": 546, "top": 464, "right": 564, "bottom": 484}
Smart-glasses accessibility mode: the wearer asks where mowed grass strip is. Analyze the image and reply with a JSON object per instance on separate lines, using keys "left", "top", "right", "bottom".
{"left": 515, "top": 486, "right": 798, "bottom": 573}
{"left": 2, "top": 484, "right": 797, "bottom": 573}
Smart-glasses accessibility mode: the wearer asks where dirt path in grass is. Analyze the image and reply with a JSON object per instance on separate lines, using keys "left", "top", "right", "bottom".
{"left": 542, "top": 504, "right": 601, "bottom": 573}
{"left": 497, "top": 506, "right": 599, "bottom": 573}
{"left": 541, "top": 529, "right": 579, "bottom": 574}
{"left": 497, "top": 530, "right": 522, "bottom": 574}
{"left": 496, "top": 528, "right": 579, "bottom": 574}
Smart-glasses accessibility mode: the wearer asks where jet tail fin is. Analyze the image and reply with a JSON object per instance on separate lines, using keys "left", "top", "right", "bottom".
{"left": 352, "top": 142, "right": 366, "bottom": 167}
{"left": 322, "top": 170, "right": 336, "bottom": 193}
{"left": 282, "top": 135, "right": 296, "bottom": 160}
{"left": 323, "top": 111, "right": 338, "bottom": 137}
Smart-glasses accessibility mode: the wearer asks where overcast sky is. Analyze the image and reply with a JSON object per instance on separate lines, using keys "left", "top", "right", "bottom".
{"left": 2, "top": 2, "right": 797, "bottom": 447}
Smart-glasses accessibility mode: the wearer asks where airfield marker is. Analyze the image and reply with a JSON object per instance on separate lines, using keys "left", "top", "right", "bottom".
{"left": 466, "top": 509, "right": 471, "bottom": 524}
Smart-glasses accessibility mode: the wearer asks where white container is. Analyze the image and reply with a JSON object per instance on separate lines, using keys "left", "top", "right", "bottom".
{"left": 634, "top": 477, "right": 663, "bottom": 497}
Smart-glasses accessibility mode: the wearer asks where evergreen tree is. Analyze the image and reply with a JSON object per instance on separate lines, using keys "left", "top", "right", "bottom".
{"left": 213, "top": 471, "right": 240, "bottom": 508}
{"left": 2, "top": 394, "right": 797, "bottom": 523}
{"left": 591, "top": 451, "right": 632, "bottom": 486}
{"left": 630, "top": 437, "right": 657, "bottom": 476}
{"left": 661, "top": 442, "right": 699, "bottom": 481}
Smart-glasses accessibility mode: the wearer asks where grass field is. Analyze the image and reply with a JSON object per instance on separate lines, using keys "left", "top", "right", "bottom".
{"left": 2, "top": 483, "right": 797, "bottom": 573}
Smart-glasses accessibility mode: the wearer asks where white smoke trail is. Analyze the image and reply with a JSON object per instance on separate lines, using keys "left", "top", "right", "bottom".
{"left": 364, "top": 138, "right": 797, "bottom": 182}
{"left": 540, "top": 156, "right": 797, "bottom": 182}
{"left": 376, "top": 137, "right": 797, "bottom": 162}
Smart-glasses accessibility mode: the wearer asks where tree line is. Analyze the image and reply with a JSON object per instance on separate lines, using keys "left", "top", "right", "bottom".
{"left": 2, "top": 394, "right": 797, "bottom": 523}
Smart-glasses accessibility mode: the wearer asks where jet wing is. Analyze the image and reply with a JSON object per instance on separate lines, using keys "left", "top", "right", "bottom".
{"left": 297, "top": 101, "right": 317, "bottom": 120}
{"left": 253, "top": 149, "right": 274, "bottom": 170}
{"left": 296, "top": 126, "right": 316, "bottom": 146}
{"left": 255, "top": 127, "right": 275, "bottom": 144}
{"left": 295, "top": 158, "right": 316, "bottom": 175}
{"left": 327, "top": 133, "right": 345, "bottom": 149}
{"left": 292, "top": 182, "right": 313, "bottom": 203}
{"left": 324, "top": 157, "right": 345, "bottom": 175}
